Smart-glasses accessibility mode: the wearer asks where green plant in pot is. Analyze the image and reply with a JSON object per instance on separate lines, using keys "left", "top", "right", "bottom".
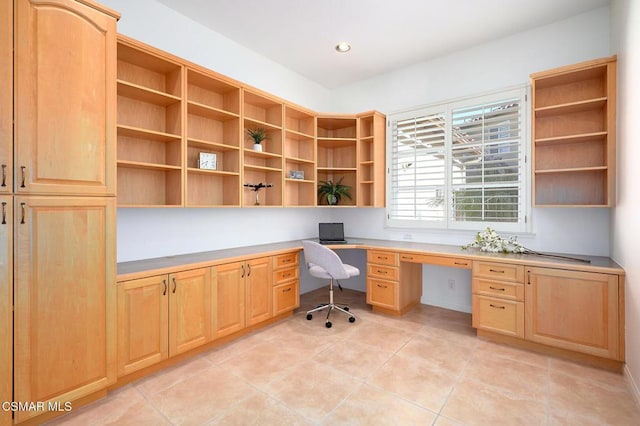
{"left": 247, "top": 128, "right": 267, "bottom": 152}
{"left": 318, "top": 177, "right": 352, "bottom": 205}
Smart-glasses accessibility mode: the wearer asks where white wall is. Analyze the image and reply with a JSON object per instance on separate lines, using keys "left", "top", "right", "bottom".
{"left": 611, "top": 0, "right": 640, "bottom": 403}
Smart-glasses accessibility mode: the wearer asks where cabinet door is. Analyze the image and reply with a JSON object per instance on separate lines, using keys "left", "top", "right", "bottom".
{"left": 0, "top": 197, "right": 11, "bottom": 426}
{"left": 0, "top": 0, "right": 11, "bottom": 194}
{"left": 14, "top": 0, "right": 116, "bottom": 195}
{"left": 13, "top": 196, "right": 116, "bottom": 423}
{"left": 169, "top": 268, "right": 211, "bottom": 356}
{"left": 526, "top": 267, "right": 620, "bottom": 360}
{"left": 212, "top": 261, "right": 245, "bottom": 338}
{"left": 117, "top": 275, "right": 169, "bottom": 377}
{"left": 245, "top": 257, "right": 272, "bottom": 326}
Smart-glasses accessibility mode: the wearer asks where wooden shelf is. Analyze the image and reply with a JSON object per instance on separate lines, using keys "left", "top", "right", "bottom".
{"left": 117, "top": 125, "right": 180, "bottom": 142}
{"left": 117, "top": 80, "right": 181, "bottom": 106}
{"left": 117, "top": 160, "right": 181, "bottom": 171}
{"left": 534, "top": 97, "right": 607, "bottom": 117}
{"left": 535, "top": 166, "right": 607, "bottom": 174}
{"left": 187, "top": 101, "right": 239, "bottom": 121}
{"left": 535, "top": 131, "right": 608, "bottom": 146}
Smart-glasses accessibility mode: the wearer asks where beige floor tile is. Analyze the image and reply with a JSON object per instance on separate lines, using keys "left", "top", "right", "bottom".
{"left": 209, "top": 392, "right": 314, "bottom": 425}
{"left": 263, "top": 360, "right": 357, "bottom": 420}
{"left": 549, "top": 370, "right": 640, "bottom": 425}
{"left": 367, "top": 353, "right": 457, "bottom": 412}
{"left": 312, "top": 339, "right": 395, "bottom": 380}
{"left": 346, "top": 320, "right": 415, "bottom": 353}
{"left": 396, "top": 334, "right": 475, "bottom": 375}
{"left": 145, "top": 364, "right": 257, "bottom": 425}
{"left": 322, "top": 382, "right": 438, "bottom": 425}
{"left": 474, "top": 339, "right": 550, "bottom": 369}
{"left": 549, "top": 357, "right": 628, "bottom": 389}
{"left": 204, "top": 331, "right": 269, "bottom": 365}
{"left": 463, "top": 351, "right": 549, "bottom": 401}
{"left": 134, "top": 355, "right": 213, "bottom": 397}
{"left": 441, "top": 378, "right": 548, "bottom": 425}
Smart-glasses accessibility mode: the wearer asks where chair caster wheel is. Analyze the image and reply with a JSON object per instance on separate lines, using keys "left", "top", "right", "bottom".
{"left": 325, "top": 321, "right": 332, "bottom": 328}
{"left": 306, "top": 314, "right": 312, "bottom": 320}
{"left": 343, "top": 306, "right": 349, "bottom": 312}
{"left": 349, "top": 316, "right": 356, "bottom": 323}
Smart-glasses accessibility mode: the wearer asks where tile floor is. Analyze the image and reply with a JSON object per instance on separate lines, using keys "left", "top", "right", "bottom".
{"left": 48, "top": 287, "right": 640, "bottom": 425}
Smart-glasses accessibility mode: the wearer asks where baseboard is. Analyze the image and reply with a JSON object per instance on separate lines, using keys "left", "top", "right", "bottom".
{"left": 421, "top": 297, "right": 471, "bottom": 314}
{"left": 624, "top": 364, "right": 640, "bottom": 408}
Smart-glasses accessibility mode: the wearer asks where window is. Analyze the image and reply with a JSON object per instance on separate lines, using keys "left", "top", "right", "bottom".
{"left": 387, "top": 87, "right": 529, "bottom": 232}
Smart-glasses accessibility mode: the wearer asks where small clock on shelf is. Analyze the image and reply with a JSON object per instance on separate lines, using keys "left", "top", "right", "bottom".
{"left": 199, "top": 152, "right": 217, "bottom": 170}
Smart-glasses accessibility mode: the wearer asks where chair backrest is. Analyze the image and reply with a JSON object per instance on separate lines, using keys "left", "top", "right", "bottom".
{"left": 302, "top": 240, "right": 350, "bottom": 279}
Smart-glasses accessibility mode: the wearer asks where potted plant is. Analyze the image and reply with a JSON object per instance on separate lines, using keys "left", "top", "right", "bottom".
{"left": 318, "top": 177, "right": 352, "bottom": 205}
{"left": 247, "top": 128, "right": 267, "bottom": 152}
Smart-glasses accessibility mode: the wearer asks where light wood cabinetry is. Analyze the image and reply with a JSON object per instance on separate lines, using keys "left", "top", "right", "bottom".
{"left": 531, "top": 56, "right": 616, "bottom": 207}
{"left": 284, "top": 106, "right": 316, "bottom": 206}
{"left": 472, "top": 261, "right": 525, "bottom": 338}
{"left": 0, "top": 0, "right": 11, "bottom": 195}
{"left": 525, "top": 266, "right": 621, "bottom": 360}
{"left": 15, "top": 0, "right": 116, "bottom": 196}
{"left": 0, "top": 197, "right": 11, "bottom": 426}
{"left": 273, "top": 252, "right": 300, "bottom": 315}
{"left": 186, "top": 68, "right": 242, "bottom": 207}
{"left": 212, "top": 261, "right": 246, "bottom": 338}
{"left": 116, "top": 37, "right": 183, "bottom": 207}
{"left": 316, "top": 116, "right": 358, "bottom": 206}
{"left": 357, "top": 111, "right": 386, "bottom": 207}
{"left": 244, "top": 257, "right": 273, "bottom": 326}
{"left": 242, "top": 90, "right": 284, "bottom": 206}
{"left": 117, "top": 267, "right": 211, "bottom": 377}
{"left": 366, "top": 250, "right": 421, "bottom": 315}
{"left": 14, "top": 196, "right": 116, "bottom": 423}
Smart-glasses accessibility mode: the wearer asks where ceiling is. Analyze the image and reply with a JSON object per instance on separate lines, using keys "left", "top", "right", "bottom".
{"left": 155, "top": 0, "right": 610, "bottom": 89}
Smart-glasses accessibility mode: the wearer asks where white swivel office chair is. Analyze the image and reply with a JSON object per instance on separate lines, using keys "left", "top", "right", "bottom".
{"left": 302, "top": 240, "right": 359, "bottom": 328}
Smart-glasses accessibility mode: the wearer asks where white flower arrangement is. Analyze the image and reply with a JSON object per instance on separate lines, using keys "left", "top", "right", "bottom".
{"left": 462, "top": 227, "right": 525, "bottom": 253}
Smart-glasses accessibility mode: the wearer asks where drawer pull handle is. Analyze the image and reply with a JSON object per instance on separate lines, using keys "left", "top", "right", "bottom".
{"left": 282, "top": 288, "right": 291, "bottom": 293}
{"left": 162, "top": 279, "right": 167, "bottom": 296}
{"left": 377, "top": 270, "right": 387, "bottom": 274}
{"left": 247, "top": 264, "right": 252, "bottom": 277}
{"left": 172, "top": 277, "right": 177, "bottom": 293}
{"left": 283, "top": 273, "right": 291, "bottom": 278}
{"left": 454, "top": 262, "right": 467, "bottom": 266}
{"left": 20, "top": 166, "right": 26, "bottom": 188}
{"left": 489, "top": 304, "right": 506, "bottom": 309}
{"left": 1, "top": 164, "right": 6, "bottom": 187}
{"left": 489, "top": 286, "right": 505, "bottom": 291}
{"left": 489, "top": 269, "right": 505, "bottom": 273}
{"left": 379, "top": 256, "right": 388, "bottom": 260}
{"left": 1, "top": 202, "right": 5, "bottom": 225}
{"left": 376, "top": 284, "right": 388, "bottom": 289}
{"left": 20, "top": 202, "right": 25, "bottom": 224}
{"left": 402, "top": 255, "right": 413, "bottom": 260}
{"left": 241, "top": 265, "right": 245, "bottom": 278}
{"left": 283, "top": 259, "right": 292, "bottom": 263}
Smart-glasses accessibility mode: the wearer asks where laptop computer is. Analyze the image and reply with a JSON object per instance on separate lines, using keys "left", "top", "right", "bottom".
{"left": 319, "top": 222, "right": 348, "bottom": 244}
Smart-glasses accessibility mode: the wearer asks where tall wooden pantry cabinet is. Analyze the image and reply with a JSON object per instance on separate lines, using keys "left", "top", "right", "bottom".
{"left": 3, "top": 0, "right": 119, "bottom": 424}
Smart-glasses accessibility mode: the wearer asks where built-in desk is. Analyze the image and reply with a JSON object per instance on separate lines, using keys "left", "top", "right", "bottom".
{"left": 117, "top": 238, "right": 625, "bottom": 371}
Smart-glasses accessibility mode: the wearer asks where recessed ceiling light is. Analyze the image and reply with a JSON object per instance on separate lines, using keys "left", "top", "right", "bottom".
{"left": 335, "top": 42, "right": 351, "bottom": 53}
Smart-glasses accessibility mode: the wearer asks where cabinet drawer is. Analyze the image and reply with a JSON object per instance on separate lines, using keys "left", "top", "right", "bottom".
{"left": 400, "top": 253, "right": 471, "bottom": 269}
{"left": 367, "top": 250, "right": 399, "bottom": 266}
{"left": 273, "top": 281, "right": 299, "bottom": 315}
{"left": 274, "top": 266, "right": 298, "bottom": 285}
{"left": 366, "top": 278, "right": 397, "bottom": 310}
{"left": 473, "top": 261, "right": 524, "bottom": 283}
{"left": 472, "top": 295, "right": 524, "bottom": 338}
{"left": 367, "top": 264, "right": 399, "bottom": 281}
{"left": 273, "top": 252, "right": 299, "bottom": 269}
{"left": 473, "top": 278, "right": 524, "bottom": 301}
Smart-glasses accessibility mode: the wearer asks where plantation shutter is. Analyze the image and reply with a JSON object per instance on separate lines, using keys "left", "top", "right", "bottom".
{"left": 450, "top": 97, "right": 523, "bottom": 225}
{"left": 390, "top": 111, "right": 447, "bottom": 224}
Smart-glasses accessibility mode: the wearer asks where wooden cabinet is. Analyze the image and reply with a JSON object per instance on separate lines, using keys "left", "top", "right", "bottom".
{"left": 14, "top": 196, "right": 116, "bottom": 423}
{"left": 242, "top": 90, "right": 284, "bottom": 207}
{"left": 316, "top": 116, "right": 358, "bottom": 206}
{"left": 531, "top": 56, "right": 616, "bottom": 207}
{"left": 357, "top": 111, "right": 385, "bottom": 207}
{"left": 14, "top": 0, "right": 116, "bottom": 196}
{"left": 273, "top": 252, "right": 300, "bottom": 315}
{"left": 0, "top": 197, "right": 11, "bottom": 426}
{"left": 0, "top": 0, "right": 11, "bottom": 195}
{"left": 117, "top": 267, "right": 211, "bottom": 377}
{"left": 116, "top": 36, "right": 184, "bottom": 207}
{"left": 186, "top": 68, "right": 242, "bottom": 207}
{"left": 212, "top": 257, "right": 272, "bottom": 336}
{"left": 117, "top": 275, "right": 168, "bottom": 376}
{"left": 472, "top": 261, "right": 525, "bottom": 338}
{"left": 525, "top": 266, "right": 621, "bottom": 360}
{"left": 284, "top": 106, "right": 316, "bottom": 206}
{"left": 366, "top": 250, "right": 421, "bottom": 315}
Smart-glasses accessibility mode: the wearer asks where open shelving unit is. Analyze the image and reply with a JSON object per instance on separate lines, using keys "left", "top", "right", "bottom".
{"left": 316, "top": 116, "right": 358, "bottom": 207}
{"left": 242, "top": 90, "right": 283, "bottom": 207}
{"left": 358, "top": 111, "right": 386, "bottom": 207}
{"left": 284, "top": 106, "right": 316, "bottom": 207}
{"left": 116, "top": 38, "right": 184, "bottom": 207}
{"left": 531, "top": 56, "right": 616, "bottom": 207}
{"left": 185, "top": 69, "right": 241, "bottom": 207}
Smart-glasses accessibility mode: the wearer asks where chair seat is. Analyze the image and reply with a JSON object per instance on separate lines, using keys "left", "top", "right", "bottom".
{"left": 308, "top": 263, "right": 360, "bottom": 280}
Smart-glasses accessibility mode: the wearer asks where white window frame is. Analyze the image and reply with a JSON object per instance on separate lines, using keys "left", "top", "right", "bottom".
{"left": 386, "top": 85, "right": 531, "bottom": 233}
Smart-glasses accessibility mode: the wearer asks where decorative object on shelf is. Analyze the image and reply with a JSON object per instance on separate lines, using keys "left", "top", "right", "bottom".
{"left": 463, "top": 227, "right": 591, "bottom": 263}
{"left": 289, "top": 170, "right": 304, "bottom": 180}
{"left": 318, "top": 177, "right": 352, "bottom": 205}
{"left": 247, "top": 128, "right": 267, "bottom": 152}
{"left": 198, "top": 152, "right": 217, "bottom": 170}
{"left": 244, "top": 182, "right": 273, "bottom": 205}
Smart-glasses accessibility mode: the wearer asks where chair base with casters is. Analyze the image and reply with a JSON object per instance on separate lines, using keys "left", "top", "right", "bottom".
{"left": 305, "top": 279, "right": 356, "bottom": 328}
{"left": 302, "top": 240, "right": 360, "bottom": 328}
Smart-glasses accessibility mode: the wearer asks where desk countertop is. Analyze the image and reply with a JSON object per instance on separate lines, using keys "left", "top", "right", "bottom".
{"left": 117, "top": 238, "right": 624, "bottom": 281}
